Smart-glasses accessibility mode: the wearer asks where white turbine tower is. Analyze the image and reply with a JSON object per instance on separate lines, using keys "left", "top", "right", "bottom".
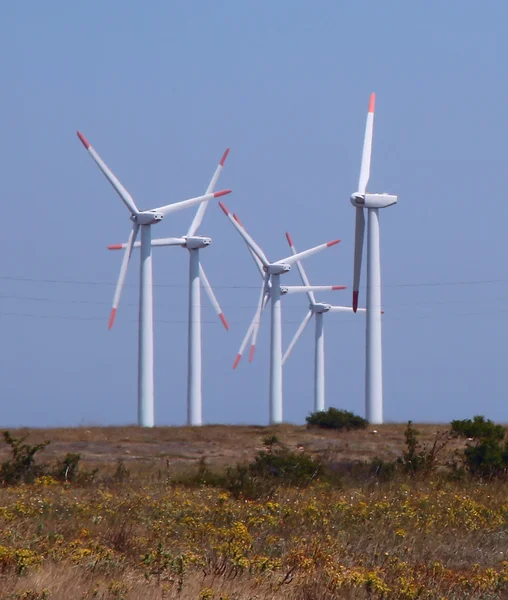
{"left": 282, "top": 232, "right": 365, "bottom": 413}
{"left": 220, "top": 203, "right": 342, "bottom": 424}
{"left": 77, "top": 131, "right": 231, "bottom": 427}
{"left": 350, "top": 93, "right": 397, "bottom": 424}
{"left": 108, "top": 148, "right": 231, "bottom": 427}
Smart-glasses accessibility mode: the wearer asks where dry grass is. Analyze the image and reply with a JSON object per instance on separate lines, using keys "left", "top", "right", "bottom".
{"left": 0, "top": 424, "right": 507, "bottom": 599}
{"left": 0, "top": 423, "right": 469, "bottom": 473}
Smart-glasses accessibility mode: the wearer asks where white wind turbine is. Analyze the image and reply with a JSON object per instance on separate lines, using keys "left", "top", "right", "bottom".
{"left": 220, "top": 203, "right": 342, "bottom": 424}
{"left": 108, "top": 148, "right": 231, "bottom": 427}
{"left": 231, "top": 214, "right": 345, "bottom": 366}
{"left": 77, "top": 131, "right": 231, "bottom": 427}
{"left": 282, "top": 232, "right": 365, "bottom": 413}
{"left": 350, "top": 93, "right": 397, "bottom": 424}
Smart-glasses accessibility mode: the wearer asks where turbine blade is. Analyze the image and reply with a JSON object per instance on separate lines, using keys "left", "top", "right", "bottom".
{"left": 108, "top": 237, "right": 186, "bottom": 250}
{"left": 233, "top": 275, "right": 270, "bottom": 369}
{"left": 188, "top": 148, "right": 230, "bottom": 237}
{"left": 278, "top": 239, "right": 340, "bottom": 266}
{"left": 154, "top": 189, "right": 231, "bottom": 217}
{"left": 283, "top": 285, "right": 346, "bottom": 294}
{"left": 285, "top": 232, "right": 316, "bottom": 304}
{"left": 77, "top": 131, "right": 139, "bottom": 215}
{"left": 219, "top": 203, "right": 269, "bottom": 267}
{"left": 358, "top": 93, "right": 375, "bottom": 194}
{"left": 328, "top": 306, "right": 356, "bottom": 313}
{"left": 234, "top": 214, "right": 265, "bottom": 277}
{"left": 199, "top": 263, "right": 228, "bottom": 330}
{"left": 353, "top": 207, "right": 365, "bottom": 312}
{"left": 233, "top": 311, "right": 258, "bottom": 369}
{"left": 282, "top": 310, "right": 313, "bottom": 365}
{"left": 249, "top": 285, "right": 270, "bottom": 362}
{"left": 108, "top": 223, "right": 140, "bottom": 329}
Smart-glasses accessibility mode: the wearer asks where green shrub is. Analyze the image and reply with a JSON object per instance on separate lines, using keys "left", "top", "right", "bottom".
{"left": 396, "top": 422, "right": 451, "bottom": 478}
{"left": 54, "top": 453, "right": 82, "bottom": 482}
{"left": 369, "top": 457, "right": 398, "bottom": 481}
{"left": 113, "top": 459, "right": 130, "bottom": 483}
{"left": 224, "top": 436, "right": 324, "bottom": 499}
{"left": 248, "top": 436, "right": 322, "bottom": 484}
{"left": 451, "top": 416, "right": 508, "bottom": 478}
{"left": 306, "top": 408, "right": 368, "bottom": 431}
{"left": 397, "top": 421, "right": 426, "bottom": 474}
{"left": 0, "top": 431, "right": 50, "bottom": 485}
{"left": 451, "top": 415, "right": 505, "bottom": 442}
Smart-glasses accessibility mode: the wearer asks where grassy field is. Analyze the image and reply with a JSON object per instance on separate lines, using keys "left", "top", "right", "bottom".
{"left": 0, "top": 424, "right": 507, "bottom": 599}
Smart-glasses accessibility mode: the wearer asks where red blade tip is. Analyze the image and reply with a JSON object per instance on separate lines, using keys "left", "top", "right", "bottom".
{"left": 77, "top": 131, "right": 90, "bottom": 149}
{"left": 219, "top": 148, "right": 230, "bottom": 166}
{"left": 219, "top": 313, "right": 229, "bottom": 331}
{"left": 108, "top": 244, "right": 123, "bottom": 250}
{"left": 233, "top": 354, "right": 241, "bottom": 369}
{"left": 108, "top": 308, "right": 117, "bottom": 330}
{"left": 214, "top": 189, "right": 232, "bottom": 198}
{"left": 249, "top": 345, "right": 256, "bottom": 363}
{"left": 286, "top": 232, "right": 294, "bottom": 247}
{"left": 368, "top": 93, "right": 375, "bottom": 114}
{"left": 219, "top": 201, "right": 229, "bottom": 215}
{"left": 352, "top": 291, "right": 359, "bottom": 313}
{"left": 332, "top": 286, "right": 346, "bottom": 290}
{"left": 233, "top": 213, "right": 243, "bottom": 227}
{"left": 327, "top": 239, "right": 341, "bottom": 247}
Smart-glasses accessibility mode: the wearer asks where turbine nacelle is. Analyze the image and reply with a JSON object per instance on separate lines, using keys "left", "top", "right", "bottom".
{"left": 183, "top": 236, "right": 212, "bottom": 250}
{"left": 350, "top": 193, "right": 397, "bottom": 209}
{"left": 131, "top": 212, "right": 164, "bottom": 225}
{"left": 265, "top": 263, "right": 291, "bottom": 275}
{"left": 312, "top": 303, "right": 331, "bottom": 314}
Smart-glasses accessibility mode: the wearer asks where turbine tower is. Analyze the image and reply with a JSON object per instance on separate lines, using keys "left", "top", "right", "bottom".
{"left": 350, "top": 93, "right": 397, "bottom": 424}
{"left": 282, "top": 232, "right": 362, "bottom": 413}
{"left": 108, "top": 149, "right": 231, "bottom": 427}
{"left": 220, "top": 203, "right": 342, "bottom": 424}
{"left": 77, "top": 131, "right": 231, "bottom": 427}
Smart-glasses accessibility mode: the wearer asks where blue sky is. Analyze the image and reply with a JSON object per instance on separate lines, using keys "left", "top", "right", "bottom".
{"left": 0, "top": 1, "right": 507, "bottom": 427}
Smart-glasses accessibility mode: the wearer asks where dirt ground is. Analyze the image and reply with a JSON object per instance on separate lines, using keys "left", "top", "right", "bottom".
{"left": 0, "top": 423, "right": 474, "bottom": 474}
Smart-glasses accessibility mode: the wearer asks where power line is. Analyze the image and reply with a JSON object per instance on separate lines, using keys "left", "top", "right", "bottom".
{"left": 1, "top": 309, "right": 507, "bottom": 326}
{"left": 0, "top": 273, "right": 507, "bottom": 290}
{"left": 0, "top": 292, "right": 506, "bottom": 311}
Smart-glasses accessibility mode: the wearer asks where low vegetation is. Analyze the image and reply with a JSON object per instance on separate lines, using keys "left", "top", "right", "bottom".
{"left": 305, "top": 407, "right": 368, "bottom": 431}
{"left": 0, "top": 414, "right": 507, "bottom": 599}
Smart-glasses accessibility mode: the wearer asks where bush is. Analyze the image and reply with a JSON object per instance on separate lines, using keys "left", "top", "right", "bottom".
{"left": 451, "top": 415, "right": 508, "bottom": 478}
{"left": 397, "top": 421, "right": 426, "bottom": 474}
{"left": 369, "top": 457, "right": 397, "bottom": 481}
{"left": 223, "top": 436, "right": 324, "bottom": 499}
{"left": 54, "top": 453, "right": 82, "bottom": 482}
{"left": 451, "top": 415, "right": 505, "bottom": 442}
{"left": 248, "top": 435, "right": 322, "bottom": 484}
{"left": 306, "top": 408, "right": 368, "bottom": 431}
{"left": 396, "top": 421, "right": 451, "bottom": 478}
{"left": 0, "top": 431, "right": 50, "bottom": 486}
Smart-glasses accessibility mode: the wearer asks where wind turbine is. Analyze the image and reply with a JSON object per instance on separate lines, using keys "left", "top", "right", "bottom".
{"left": 108, "top": 148, "right": 231, "bottom": 427}
{"left": 220, "top": 203, "right": 342, "bottom": 424}
{"left": 77, "top": 131, "right": 231, "bottom": 427}
{"left": 231, "top": 214, "right": 345, "bottom": 367}
{"left": 350, "top": 93, "right": 397, "bottom": 424}
{"left": 282, "top": 232, "right": 365, "bottom": 413}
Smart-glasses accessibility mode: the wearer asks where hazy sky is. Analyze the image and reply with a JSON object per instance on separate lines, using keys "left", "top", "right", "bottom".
{"left": 0, "top": 1, "right": 507, "bottom": 427}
